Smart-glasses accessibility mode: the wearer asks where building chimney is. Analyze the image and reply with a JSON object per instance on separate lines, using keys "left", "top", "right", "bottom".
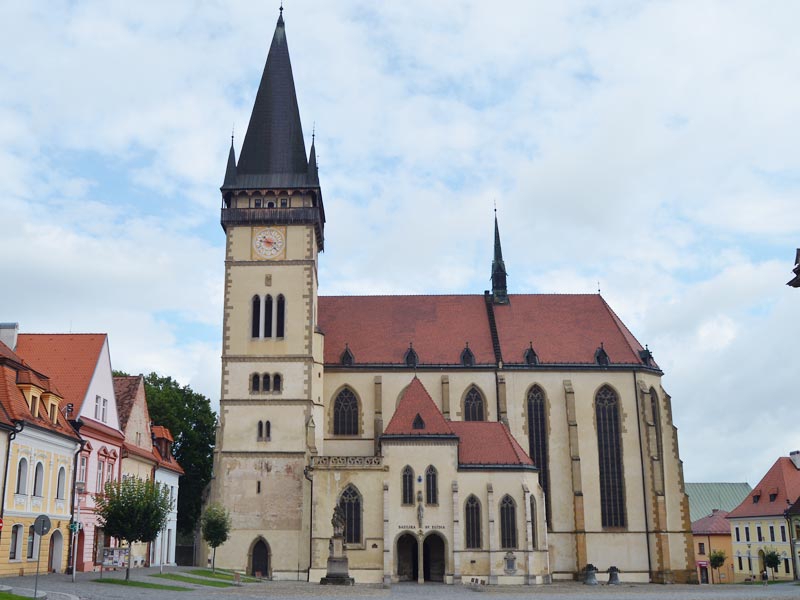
{"left": 0, "top": 323, "right": 19, "bottom": 351}
{"left": 790, "top": 450, "right": 800, "bottom": 470}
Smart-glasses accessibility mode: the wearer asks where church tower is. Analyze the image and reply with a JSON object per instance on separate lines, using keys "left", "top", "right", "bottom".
{"left": 211, "top": 8, "right": 325, "bottom": 579}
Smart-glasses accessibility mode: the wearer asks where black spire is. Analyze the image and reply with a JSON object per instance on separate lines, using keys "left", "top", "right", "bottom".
{"left": 234, "top": 9, "right": 310, "bottom": 186}
{"left": 491, "top": 211, "right": 509, "bottom": 304}
{"left": 222, "top": 135, "right": 237, "bottom": 188}
{"left": 307, "top": 131, "right": 319, "bottom": 185}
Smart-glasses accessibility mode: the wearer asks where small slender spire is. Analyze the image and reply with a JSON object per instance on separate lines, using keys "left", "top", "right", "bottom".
{"left": 307, "top": 131, "right": 319, "bottom": 185}
{"left": 222, "top": 136, "right": 237, "bottom": 188}
{"left": 491, "top": 210, "right": 509, "bottom": 304}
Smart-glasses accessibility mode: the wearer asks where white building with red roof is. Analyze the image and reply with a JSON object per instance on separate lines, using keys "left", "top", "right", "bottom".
{"left": 208, "top": 9, "right": 694, "bottom": 585}
{"left": 727, "top": 452, "right": 800, "bottom": 582}
{"left": 16, "top": 333, "right": 125, "bottom": 572}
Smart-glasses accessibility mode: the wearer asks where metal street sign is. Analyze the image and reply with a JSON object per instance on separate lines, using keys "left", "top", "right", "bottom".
{"left": 33, "top": 514, "right": 51, "bottom": 536}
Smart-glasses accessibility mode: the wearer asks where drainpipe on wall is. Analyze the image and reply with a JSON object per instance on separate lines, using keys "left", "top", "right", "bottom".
{"left": 304, "top": 464, "right": 314, "bottom": 582}
{"left": 633, "top": 372, "right": 653, "bottom": 580}
{"left": 66, "top": 427, "right": 85, "bottom": 575}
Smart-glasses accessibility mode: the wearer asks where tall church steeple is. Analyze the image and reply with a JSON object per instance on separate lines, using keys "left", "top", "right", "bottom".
{"left": 491, "top": 211, "right": 509, "bottom": 304}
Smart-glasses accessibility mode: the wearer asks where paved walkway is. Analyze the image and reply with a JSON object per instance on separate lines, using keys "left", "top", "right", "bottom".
{"left": 0, "top": 567, "right": 796, "bottom": 600}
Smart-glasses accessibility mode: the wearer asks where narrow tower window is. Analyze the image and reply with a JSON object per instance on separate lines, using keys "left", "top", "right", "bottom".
{"left": 500, "top": 495, "right": 517, "bottom": 549}
{"left": 276, "top": 294, "right": 286, "bottom": 338}
{"left": 464, "top": 386, "right": 485, "bottom": 421}
{"left": 425, "top": 466, "right": 438, "bottom": 505}
{"left": 264, "top": 295, "right": 273, "bottom": 338}
{"left": 252, "top": 374, "right": 260, "bottom": 393}
{"left": 262, "top": 374, "right": 271, "bottom": 392}
{"left": 257, "top": 421, "right": 263, "bottom": 439}
{"left": 465, "top": 495, "right": 481, "bottom": 549}
{"left": 402, "top": 466, "right": 414, "bottom": 505}
{"left": 596, "top": 385, "right": 626, "bottom": 527}
{"left": 273, "top": 374, "right": 282, "bottom": 392}
{"left": 251, "top": 295, "right": 261, "bottom": 339}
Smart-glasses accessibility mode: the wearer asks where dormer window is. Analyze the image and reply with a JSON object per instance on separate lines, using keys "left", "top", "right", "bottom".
{"left": 48, "top": 402, "right": 57, "bottom": 425}
{"left": 524, "top": 343, "right": 538, "bottom": 366}
{"left": 769, "top": 493, "right": 777, "bottom": 502}
{"left": 340, "top": 345, "right": 354, "bottom": 366}
{"left": 31, "top": 396, "right": 39, "bottom": 417}
{"left": 639, "top": 345, "right": 653, "bottom": 366}
{"left": 404, "top": 345, "right": 418, "bottom": 368}
{"left": 460, "top": 345, "right": 475, "bottom": 367}
{"left": 753, "top": 494, "right": 760, "bottom": 504}
{"left": 595, "top": 344, "right": 610, "bottom": 366}
{"left": 412, "top": 414, "right": 425, "bottom": 430}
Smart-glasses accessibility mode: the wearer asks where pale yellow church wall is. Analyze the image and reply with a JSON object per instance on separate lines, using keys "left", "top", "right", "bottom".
{"left": 225, "top": 360, "right": 307, "bottom": 400}
{"left": 220, "top": 403, "right": 309, "bottom": 453}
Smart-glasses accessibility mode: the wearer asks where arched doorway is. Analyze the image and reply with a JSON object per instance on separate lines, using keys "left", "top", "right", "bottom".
{"left": 251, "top": 539, "right": 270, "bottom": 578}
{"left": 396, "top": 533, "right": 418, "bottom": 581}
{"left": 49, "top": 530, "right": 63, "bottom": 573}
{"left": 423, "top": 533, "right": 445, "bottom": 582}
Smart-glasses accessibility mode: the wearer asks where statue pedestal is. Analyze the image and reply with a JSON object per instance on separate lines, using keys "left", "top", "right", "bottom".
{"left": 320, "top": 535, "right": 354, "bottom": 585}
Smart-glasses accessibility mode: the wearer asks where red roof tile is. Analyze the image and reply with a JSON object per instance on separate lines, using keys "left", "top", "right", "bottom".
{"left": 319, "top": 296, "right": 495, "bottom": 365}
{"left": 153, "top": 442, "right": 184, "bottom": 475}
{"left": 152, "top": 425, "right": 174, "bottom": 442}
{"left": 692, "top": 509, "right": 731, "bottom": 535}
{"left": 450, "top": 421, "right": 535, "bottom": 467}
{"left": 494, "top": 294, "right": 649, "bottom": 365}
{"left": 16, "top": 334, "right": 107, "bottom": 412}
{"left": 113, "top": 375, "right": 144, "bottom": 432}
{"left": 727, "top": 457, "right": 800, "bottom": 518}
{"left": 383, "top": 377, "right": 455, "bottom": 436}
{"left": 318, "top": 294, "right": 651, "bottom": 366}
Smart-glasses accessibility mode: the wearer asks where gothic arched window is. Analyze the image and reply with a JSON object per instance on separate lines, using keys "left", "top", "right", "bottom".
{"left": 500, "top": 495, "right": 517, "bottom": 549}
{"left": 464, "top": 386, "right": 485, "bottom": 421}
{"left": 262, "top": 373, "right": 271, "bottom": 392}
{"left": 265, "top": 420, "right": 271, "bottom": 439}
{"left": 402, "top": 466, "right": 414, "bottom": 505}
{"left": 333, "top": 388, "right": 358, "bottom": 435}
{"left": 425, "top": 466, "right": 438, "bottom": 505}
{"left": 273, "top": 374, "right": 282, "bottom": 392}
{"left": 264, "top": 295, "right": 273, "bottom": 338}
{"left": 526, "top": 385, "right": 549, "bottom": 522}
{"left": 412, "top": 414, "right": 425, "bottom": 430}
{"left": 339, "top": 485, "right": 362, "bottom": 545}
{"left": 530, "top": 496, "right": 537, "bottom": 549}
{"left": 596, "top": 385, "right": 626, "bottom": 527}
{"left": 251, "top": 373, "right": 260, "bottom": 393}
{"left": 650, "top": 387, "right": 663, "bottom": 461}
{"left": 276, "top": 294, "right": 286, "bottom": 338}
{"left": 257, "top": 421, "right": 263, "bottom": 439}
{"left": 465, "top": 495, "right": 481, "bottom": 549}
{"left": 251, "top": 295, "right": 261, "bottom": 338}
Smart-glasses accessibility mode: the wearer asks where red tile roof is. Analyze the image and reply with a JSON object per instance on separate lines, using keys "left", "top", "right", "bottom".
{"left": 152, "top": 425, "right": 174, "bottom": 442}
{"left": 382, "top": 377, "right": 535, "bottom": 468}
{"left": 153, "top": 441, "right": 184, "bottom": 475}
{"left": 383, "top": 377, "right": 455, "bottom": 436}
{"left": 450, "top": 421, "right": 535, "bottom": 467}
{"left": 318, "top": 294, "right": 651, "bottom": 367}
{"left": 319, "top": 296, "right": 495, "bottom": 365}
{"left": 0, "top": 341, "right": 80, "bottom": 439}
{"left": 113, "top": 375, "right": 143, "bottom": 432}
{"left": 15, "top": 334, "right": 107, "bottom": 413}
{"left": 727, "top": 457, "right": 800, "bottom": 518}
{"left": 692, "top": 509, "right": 731, "bottom": 535}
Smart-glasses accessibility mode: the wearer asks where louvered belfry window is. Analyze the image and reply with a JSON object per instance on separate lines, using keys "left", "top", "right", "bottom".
{"left": 526, "top": 385, "right": 550, "bottom": 522}
{"left": 333, "top": 388, "right": 358, "bottom": 435}
{"left": 465, "top": 495, "right": 481, "bottom": 549}
{"left": 251, "top": 295, "right": 261, "bottom": 338}
{"left": 339, "top": 485, "right": 361, "bottom": 544}
{"left": 596, "top": 385, "right": 626, "bottom": 527}
{"left": 500, "top": 495, "right": 517, "bottom": 549}
{"left": 402, "top": 466, "right": 414, "bottom": 505}
{"left": 464, "top": 386, "right": 485, "bottom": 421}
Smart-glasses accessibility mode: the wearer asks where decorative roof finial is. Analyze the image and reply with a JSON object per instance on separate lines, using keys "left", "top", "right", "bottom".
{"left": 312, "top": 121, "right": 315, "bottom": 144}
{"left": 231, "top": 124, "right": 235, "bottom": 145}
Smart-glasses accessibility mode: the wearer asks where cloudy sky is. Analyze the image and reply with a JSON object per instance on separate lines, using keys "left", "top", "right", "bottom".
{"left": 1, "top": 1, "right": 798, "bottom": 487}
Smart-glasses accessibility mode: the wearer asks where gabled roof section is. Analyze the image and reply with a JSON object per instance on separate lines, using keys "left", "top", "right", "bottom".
{"left": 230, "top": 9, "right": 310, "bottom": 189}
{"left": 152, "top": 425, "right": 174, "bottom": 442}
{"left": 383, "top": 377, "right": 454, "bottom": 437}
{"left": 450, "top": 421, "right": 535, "bottom": 468}
{"left": 113, "top": 375, "right": 143, "bottom": 432}
{"left": 15, "top": 334, "right": 106, "bottom": 413}
{"left": 692, "top": 509, "right": 731, "bottom": 535}
{"left": 727, "top": 457, "right": 800, "bottom": 518}
{"left": 685, "top": 482, "right": 753, "bottom": 522}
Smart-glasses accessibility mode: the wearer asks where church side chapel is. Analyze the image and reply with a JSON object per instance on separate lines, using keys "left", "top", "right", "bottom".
{"left": 207, "top": 9, "right": 695, "bottom": 585}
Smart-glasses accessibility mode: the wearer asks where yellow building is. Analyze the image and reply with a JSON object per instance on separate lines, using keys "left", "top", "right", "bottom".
{"left": 207, "top": 10, "right": 695, "bottom": 585}
{"left": 692, "top": 509, "right": 734, "bottom": 583}
{"left": 727, "top": 454, "right": 800, "bottom": 582}
{"left": 0, "top": 328, "right": 81, "bottom": 576}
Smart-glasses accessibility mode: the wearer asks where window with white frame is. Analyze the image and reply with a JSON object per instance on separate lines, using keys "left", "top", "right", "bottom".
{"left": 97, "top": 459, "right": 105, "bottom": 491}
{"left": 8, "top": 524, "right": 22, "bottom": 560}
{"left": 94, "top": 395, "right": 101, "bottom": 419}
{"left": 15, "top": 458, "right": 28, "bottom": 494}
{"left": 78, "top": 456, "right": 87, "bottom": 483}
{"left": 33, "top": 463, "right": 44, "bottom": 497}
{"left": 56, "top": 467, "right": 66, "bottom": 500}
{"left": 101, "top": 397, "right": 108, "bottom": 422}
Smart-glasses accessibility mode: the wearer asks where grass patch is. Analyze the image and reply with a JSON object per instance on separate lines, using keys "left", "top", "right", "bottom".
{"left": 189, "top": 568, "right": 259, "bottom": 583}
{"left": 93, "top": 578, "right": 187, "bottom": 591}
{"left": 151, "top": 573, "right": 232, "bottom": 587}
{"left": 0, "top": 592, "right": 41, "bottom": 600}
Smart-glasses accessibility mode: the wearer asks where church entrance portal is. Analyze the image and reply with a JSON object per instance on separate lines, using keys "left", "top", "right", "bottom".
{"left": 423, "top": 533, "right": 445, "bottom": 582}
{"left": 251, "top": 540, "right": 270, "bottom": 578}
{"left": 396, "top": 533, "right": 418, "bottom": 581}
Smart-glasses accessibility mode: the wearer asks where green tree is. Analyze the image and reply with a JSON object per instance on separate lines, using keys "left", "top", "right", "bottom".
{"left": 763, "top": 548, "right": 781, "bottom": 579}
{"left": 94, "top": 476, "right": 171, "bottom": 580}
{"left": 114, "top": 371, "right": 217, "bottom": 535}
{"left": 201, "top": 503, "right": 231, "bottom": 573}
{"left": 709, "top": 549, "right": 726, "bottom": 583}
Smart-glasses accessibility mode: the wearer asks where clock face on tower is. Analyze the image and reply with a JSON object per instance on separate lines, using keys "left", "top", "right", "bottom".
{"left": 252, "top": 227, "right": 286, "bottom": 260}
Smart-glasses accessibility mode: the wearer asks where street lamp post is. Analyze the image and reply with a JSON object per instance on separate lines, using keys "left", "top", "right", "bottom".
{"left": 71, "top": 482, "right": 84, "bottom": 583}
{"left": 747, "top": 543, "right": 753, "bottom": 581}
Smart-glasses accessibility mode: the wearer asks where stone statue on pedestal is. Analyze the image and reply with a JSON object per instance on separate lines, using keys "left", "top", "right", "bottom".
{"left": 320, "top": 504, "right": 354, "bottom": 585}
